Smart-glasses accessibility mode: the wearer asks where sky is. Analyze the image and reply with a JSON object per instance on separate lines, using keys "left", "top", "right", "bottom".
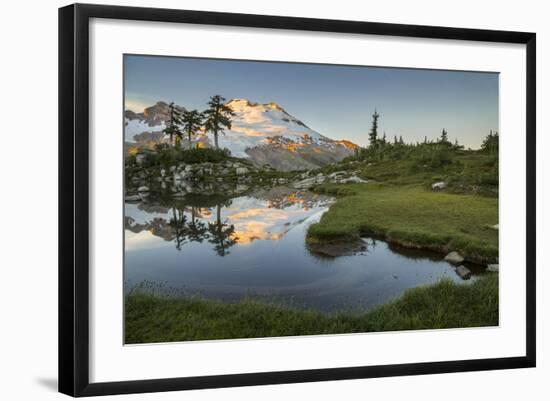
{"left": 124, "top": 55, "right": 499, "bottom": 149}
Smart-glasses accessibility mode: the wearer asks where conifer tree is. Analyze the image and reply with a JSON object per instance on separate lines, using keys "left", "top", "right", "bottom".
{"left": 162, "top": 102, "right": 183, "bottom": 146}
{"left": 203, "top": 95, "right": 235, "bottom": 150}
{"left": 440, "top": 128, "right": 449, "bottom": 144}
{"left": 182, "top": 109, "right": 204, "bottom": 150}
{"left": 368, "top": 109, "right": 379, "bottom": 148}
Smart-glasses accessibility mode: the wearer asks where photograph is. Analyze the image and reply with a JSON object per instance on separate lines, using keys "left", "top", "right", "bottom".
{"left": 123, "top": 54, "right": 500, "bottom": 344}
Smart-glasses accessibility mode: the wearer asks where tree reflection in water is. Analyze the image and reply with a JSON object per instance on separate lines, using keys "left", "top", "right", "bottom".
{"left": 207, "top": 203, "right": 238, "bottom": 256}
{"left": 165, "top": 202, "right": 237, "bottom": 256}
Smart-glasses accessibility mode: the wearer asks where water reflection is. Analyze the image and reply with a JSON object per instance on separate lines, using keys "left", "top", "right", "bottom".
{"left": 124, "top": 186, "right": 482, "bottom": 312}
{"left": 125, "top": 187, "right": 332, "bottom": 256}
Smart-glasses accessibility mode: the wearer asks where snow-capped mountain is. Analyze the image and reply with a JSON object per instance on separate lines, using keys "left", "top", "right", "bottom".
{"left": 124, "top": 99, "right": 358, "bottom": 171}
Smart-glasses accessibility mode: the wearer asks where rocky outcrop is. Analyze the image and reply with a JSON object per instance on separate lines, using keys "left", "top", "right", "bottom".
{"left": 292, "top": 170, "right": 370, "bottom": 189}
{"left": 444, "top": 251, "right": 464, "bottom": 264}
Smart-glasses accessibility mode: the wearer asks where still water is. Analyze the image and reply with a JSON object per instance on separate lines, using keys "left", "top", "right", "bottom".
{"left": 125, "top": 187, "right": 480, "bottom": 313}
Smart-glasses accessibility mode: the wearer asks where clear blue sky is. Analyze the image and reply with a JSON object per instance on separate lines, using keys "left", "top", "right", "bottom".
{"left": 124, "top": 55, "right": 499, "bottom": 149}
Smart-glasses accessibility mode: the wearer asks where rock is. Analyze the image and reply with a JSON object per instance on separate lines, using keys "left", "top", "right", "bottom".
{"left": 293, "top": 176, "right": 324, "bottom": 189}
{"left": 124, "top": 194, "right": 141, "bottom": 201}
{"left": 491, "top": 224, "right": 499, "bottom": 230}
{"left": 338, "top": 176, "right": 367, "bottom": 184}
{"left": 170, "top": 165, "right": 177, "bottom": 173}
{"left": 487, "top": 264, "right": 499, "bottom": 272}
{"left": 185, "top": 164, "right": 194, "bottom": 172}
{"left": 455, "top": 265, "right": 472, "bottom": 280}
{"left": 277, "top": 178, "right": 288, "bottom": 184}
{"left": 444, "top": 251, "right": 464, "bottom": 264}
{"left": 328, "top": 171, "right": 347, "bottom": 179}
{"left": 135, "top": 154, "right": 146, "bottom": 166}
{"left": 160, "top": 169, "right": 166, "bottom": 177}
{"left": 432, "top": 181, "right": 447, "bottom": 190}
{"left": 137, "top": 186, "right": 150, "bottom": 193}
{"left": 236, "top": 167, "right": 249, "bottom": 175}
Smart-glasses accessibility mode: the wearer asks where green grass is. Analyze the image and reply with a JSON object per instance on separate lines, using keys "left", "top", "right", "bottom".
{"left": 322, "top": 151, "right": 498, "bottom": 196}
{"left": 308, "top": 184, "right": 498, "bottom": 263}
{"left": 125, "top": 275, "right": 498, "bottom": 344}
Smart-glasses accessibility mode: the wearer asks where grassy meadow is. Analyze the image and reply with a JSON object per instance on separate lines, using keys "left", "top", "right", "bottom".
{"left": 125, "top": 274, "right": 498, "bottom": 343}
{"left": 308, "top": 183, "right": 498, "bottom": 263}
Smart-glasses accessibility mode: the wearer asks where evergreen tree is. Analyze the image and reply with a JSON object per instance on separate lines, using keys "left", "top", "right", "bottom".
{"left": 203, "top": 95, "right": 235, "bottom": 150}
{"left": 399, "top": 135, "right": 404, "bottom": 145}
{"left": 481, "top": 130, "right": 499, "bottom": 154}
{"left": 162, "top": 102, "right": 183, "bottom": 146}
{"left": 181, "top": 109, "right": 204, "bottom": 150}
{"left": 440, "top": 128, "right": 449, "bottom": 144}
{"left": 394, "top": 135, "right": 398, "bottom": 145}
{"left": 424, "top": 136, "right": 428, "bottom": 144}
{"left": 368, "top": 109, "right": 380, "bottom": 147}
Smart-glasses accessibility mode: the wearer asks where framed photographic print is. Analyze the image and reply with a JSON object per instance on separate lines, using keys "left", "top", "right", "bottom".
{"left": 58, "top": 3, "right": 536, "bottom": 397}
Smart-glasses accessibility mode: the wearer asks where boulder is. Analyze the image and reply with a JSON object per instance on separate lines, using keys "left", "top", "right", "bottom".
{"left": 292, "top": 177, "right": 318, "bottom": 189}
{"left": 135, "top": 154, "right": 146, "bottom": 166}
{"left": 487, "top": 264, "right": 499, "bottom": 272}
{"left": 455, "top": 265, "right": 472, "bottom": 280}
{"left": 432, "top": 181, "right": 447, "bottom": 190}
{"left": 137, "top": 186, "right": 150, "bottom": 193}
{"left": 328, "top": 171, "right": 347, "bottom": 179}
{"left": 277, "top": 178, "right": 288, "bottom": 184}
{"left": 236, "top": 167, "right": 249, "bottom": 175}
{"left": 444, "top": 251, "right": 464, "bottom": 264}
{"left": 338, "top": 176, "right": 367, "bottom": 184}
{"left": 160, "top": 169, "right": 166, "bottom": 177}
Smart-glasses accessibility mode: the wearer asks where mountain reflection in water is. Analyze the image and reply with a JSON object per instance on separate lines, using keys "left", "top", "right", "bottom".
{"left": 124, "top": 186, "right": 481, "bottom": 313}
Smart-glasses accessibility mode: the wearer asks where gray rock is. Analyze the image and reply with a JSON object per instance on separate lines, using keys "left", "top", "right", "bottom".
{"left": 432, "top": 181, "right": 447, "bottom": 190}
{"left": 137, "top": 186, "right": 150, "bottom": 193}
{"left": 160, "top": 169, "right": 166, "bottom": 177}
{"left": 487, "top": 264, "right": 499, "bottom": 272}
{"left": 236, "top": 167, "right": 249, "bottom": 175}
{"left": 277, "top": 178, "right": 288, "bottom": 184}
{"left": 328, "top": 171, "right": 347, "bottom": 179}
{"left": 455, "top": 265, "right": 472, "bottom": 280}
{"left": 185, "top": 164, "right": 194, "bottom": 172}
{"left": 338, "top": 176, "right": 367, "bottom": 184}
{"left": 293, "top": 175, "right": 325, "bottom": 189}
{"left": 135, "top": 154, "right": 146, "bottom": 166}
{"left": 444, "top": 251, "right": 464, "bottom": 264}
{"left": 124, "top": 194, "right": 141, "bottom": 201}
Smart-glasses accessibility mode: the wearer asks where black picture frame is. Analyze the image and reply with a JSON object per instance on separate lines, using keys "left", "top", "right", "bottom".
{"left": 59, "top": 3, "right": 536, "bottom": 397}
